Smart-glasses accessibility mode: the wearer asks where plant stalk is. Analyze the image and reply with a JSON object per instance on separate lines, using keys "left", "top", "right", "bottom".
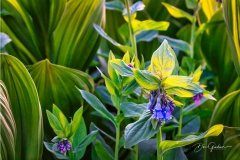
{"left": 125, "top": 0, "right": 138, "bottom": 58}
{"left": 157, "top": 127, "right": 163, "bottom": 160}
{"left": 178, "top": 107, "right": 183, "bottom": 135}
{"left": 115, "top": 112, "right": 121, "bottom": 160}
{"left": 190, "top": 11, "right": 197, "bottom": 59}
{"left": 134, "top": 144, "right": 138, "bottom": 160}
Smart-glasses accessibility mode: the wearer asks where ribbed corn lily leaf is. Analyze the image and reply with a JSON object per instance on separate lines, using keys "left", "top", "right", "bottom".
{"left": 54, "top": 0, "right": 105, "bottom": 70}
{"left": 28, "top": 59, "right": 94, "bottom": 139}
{"left": 222, "top": 0, "right": 240, "bottom": 76}
{"left": 2, "top": 0, "right": 104, "bottom": 70}
{"left": 0, "top": 54, "right": 43, "bottom": 159}
{"left": 0, "top": 81, "right": 16, "bottom": 160}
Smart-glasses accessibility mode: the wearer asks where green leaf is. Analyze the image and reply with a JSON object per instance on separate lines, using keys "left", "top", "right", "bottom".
{"left": 223, "top": 127, "right": 240, "bottom": 160}
{"left": 162, "top": 75, "right": 193, "bottom": 89}
{"left": 1, "top": 54, "right": 43, "bottom": 159}
{"left": 132, "top": 69, "right": 161, "bottom": 90}
{"left": 52, "top": 104, "right": 69, "bottom": 131}
{"left": 162, "top": 2, "right": 195, "bottom": 22}
{"left": 183, "top": 97, "right": 210, "bottom": 114}
{"left": 124, "top": 111, "right": 160, "bottom": 148}
{"left": 54, "top": 0, "right": 105, "bottom": 70}
{"left": 163, "top": 148, "right": 187, "bottom": 160}
{"left": 28, "top": 59, "right": 94, "bottom": 140}
{"left": 97, "top": 67, "right": 118, "bottom": 96}
{"left": 111, "top": 59, "right": 133, "bottom": 77}
{"left": 108, "top": 51, "right": 121, "bottom": 87}
{"left": 160, "top": 124, "right": 224, "bottom": 154}
{"left": 150, "top": 40, "right": 176, "bottom": 79}
{"left": 71, "top": 107, "right": 83, "bottom": 137}
{"left": 185, "top": 0, "right": 198, "bottom": 10}
{"left": 122, "top": 79, "right": 139, "bottom": 96}
{"left": 0, "top": 32, "right": 11, "bottom": 52}
{"left": 90, "top": 123, "right": 116, "bottom": 142}
{"left": 73, "top": 130, "right": 98, "bottom": 153}
{"left": 79, "top": 90, "right": 116, "bottom": 125}
{"left": 105, "top": 1, "right": 124, "bottom": 11}
{"left": 70, "top": 118, "right": 87, "bottom": 160}
{"left": 122, "top": 1, "right": 145, "bottom": 16}
{"left": 46, "top": 110, "right": 65, "bottom": 138}
{"left": 205, "top": 90, "right": 240, "bottom": 159}
{"left": 120, "top": 102, "right": 147, "bottom": 117}
{"left": 0, "top": 81, "right": 16, "bottom": 160}
{"left": 44, "top": 142, "right": 69, "bottom": 160}
{"left": 158, "top": 36, "right": 190, "bottom": 55}
{"left": 132, "top": 20, "right": 170, "bottom": 34}
{"left": 136, "top": 30, "right": 158, "bottom": 43}
{"left": 94, "top": 24, "right": 132, "bottom": 54}
{"left": 94, "top": 140, "right": 114, "bottom": 160}
{"left": 222, "top": 0, "right": 240, "bottom": 76}
{"left": 96, "top": 86, "right": 113, "bottom": 106}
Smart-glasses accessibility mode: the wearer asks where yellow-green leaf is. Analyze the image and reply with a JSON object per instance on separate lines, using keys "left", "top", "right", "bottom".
{"left": 150, "top": 40, "right": 175, "bottom": 79}
{"left": 160, "top": 124, "right": 224, "bottom": 154}
{"left": 162, "top": 75, "right": 192, "bottom": 89}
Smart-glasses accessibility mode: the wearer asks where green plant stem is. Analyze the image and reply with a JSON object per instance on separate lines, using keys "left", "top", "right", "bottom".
{"left": 125, "top": 0, "right": 138, "bottom": 58}
{"left": 157, "top": 127, "right": 162, "bottom": 160}
{"left": 178, "top": 107, "right": 183, "bottom": 135}
{"left": 190, "top": 12, "right": 197, "bottom": 59}
{"left": 134, "top": 144, "right": 138, "bottom": 160}
{"left": 115, "top": 110, "right": 121, "bottom": 160}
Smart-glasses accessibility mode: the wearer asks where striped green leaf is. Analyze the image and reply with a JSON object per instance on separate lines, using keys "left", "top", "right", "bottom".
{"left": 0, "top": 81, "right": 16, "bottom": 160}
{"left": 0, "top": 54, "right": 43, "bottom": 159}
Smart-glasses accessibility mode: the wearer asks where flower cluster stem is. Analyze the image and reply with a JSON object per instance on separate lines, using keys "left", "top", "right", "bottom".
{"left": 134, "top": 144, "right": 138, "bottom": 160}
{"left": 115, "top": 117, "right": 121, "bottom": 160}
{"left": 157, "top": 127, "right": 163, "bottom": 160}
{"left": 125, "top": 0, "right": 138, "bottom": 58}
{"left": 190, "top": 10, "right": 197, "bottom": 59}
{"left": 178, "top": 107, "right": 183, "bottom": 135}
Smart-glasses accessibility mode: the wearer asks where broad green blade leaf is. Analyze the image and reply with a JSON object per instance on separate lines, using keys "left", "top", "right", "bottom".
{"left": 158, "top": 36, "right": 190, "bottom": 55}
{"left": 181, "top": 115, "right": 200, "bottom": 134}
{"left": 201, "top": 9, "right": 238, "bottom": 97}
{"left": 162, "top": 75, "right": 192, "bottom": 89}
{"left": 111, "top": 59, "right": 133, "bottom": 77}
{"left": 150, "top": 40, "right": 175, "bottom": 79}
{"left": 132, "top": 20, "right": 170, "bottom": 34}
{"left": 90, "top": 123, "right": 116, "bottom": 142}
{"left": 96, "top": 86, "right": 113, "bottom": 106}
{"left": 46, "top": 110, "right": 65, "bottom": 138}
{"left": 120, "top": 102, "right": 147, "bottom": 117}
{"left": 71, "top": 107, "right": 83, "bottom": 137}
{"left": 122, "top": 79, "right": 139, "bottom": 96}
{"left": 70, "top": 118, "right": 87, "bottom": 160}
{"left": 122, "top": 1, "right": 145, "bottom": 16}
{"left": 163, "top": 148, "right": 187, "bottom": 160}
{"left": 73, "top": 130, "right": 98, "bottom": 153}
{"left": 160, "top": 124, "right": 224, "bottom": 154}
{"left": 205, "top": 90, "right": 240, "bottom": 160}
{"left": 54, "top": 0, "right": 105, "bottom": 70}
{"left": 132, "top": 69, "right": 160, "bottom": 90}
{"left": 185, "top": 0, "right": 198, "bottom": 9}
{"left": 165, "top": 82, "right": 203, "bottom": 97}
{"left": 136, "top": 30, "right": 158, "bottom": 43}
{"left": 222, "top": 0, "right": 240, "bottom": 76}
{"left": 223, "top": 127, "right": 240, "bottom": 160}
{"left": 52, "top": 104, "right": 69, "bottom": 131}
{"left": 108, "top": 51, "right": 121, "bottom": 88}
{"left": 1, "top": 54, "right": 43, "bottom": 159}
{"left": 0, "top": 81, "right": 16, "bottom": 160}
{"left": 124, "top": 111, "right": 160, "bottom": 148}
{"left": 28, "top": 59, "right": 94, "bottom": 140}
{"left": 105, "top": 1, "right": 124, "bottom": 11}
{"left": 94, "top": 24, "right": 132, "bottom": 55}
{"left": 162, "top": 2, "right": 195, "bottom": 22}
{"left": 43, "top": 142, "right": 69, "bottom": 160}
{"left": 79, "top": 90, "right": 116, "bottom": 125}
{"left": 94, "top": 140, "right": 114, "bottom": 160}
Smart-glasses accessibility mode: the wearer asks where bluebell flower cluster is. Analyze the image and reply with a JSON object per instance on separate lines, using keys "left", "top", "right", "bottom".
{"left": 147, "top": 91, "right": 175, "bottom": 125}
{"left": 58, "top": 139, "right": 71, "bottom": 153}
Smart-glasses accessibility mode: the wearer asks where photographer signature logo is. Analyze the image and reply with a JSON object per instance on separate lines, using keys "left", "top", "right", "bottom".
{"left": 192, "top": 142, "right": 232, "bottom": 152}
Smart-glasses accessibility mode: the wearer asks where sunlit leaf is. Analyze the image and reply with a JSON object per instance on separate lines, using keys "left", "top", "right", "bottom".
{"left": 1, "top": 54, "right": 43, "bottom": 159}
{"left": 160, "top": 124, "right": 224, "bottom": 154}
{"left": 0, "top": 81, "right": 16, "bottom": 160}
{"left": 150, "top": 40, "right": 175, "bottom": 79}
{"left": 162, "top": 2, "right": 195, "bottom": 22}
